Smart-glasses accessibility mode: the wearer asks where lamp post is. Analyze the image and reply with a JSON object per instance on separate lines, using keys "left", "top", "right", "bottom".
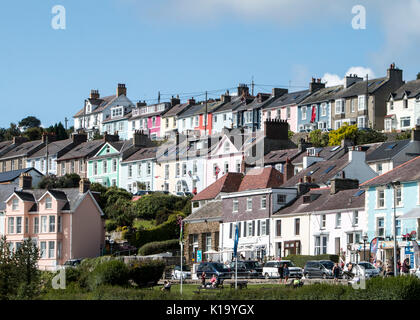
{"left": 363, "top": 234, "right": 368, "bottom": 262}
{"left": 389, "top": 181, "right": 400, "bottom": 276}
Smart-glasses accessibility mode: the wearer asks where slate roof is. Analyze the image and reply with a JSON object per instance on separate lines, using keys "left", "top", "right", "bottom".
{"left": 89, "top": 140, "right": 132, "bottom": 161}
{"left": 361, "top": 155, "right": 420, "bottom": 187}
{"left": 389, "top": 79, "right": 420, "bottom": 100}
{"left": 178, "top": 100, "right": 223, "bottom": 118}
{"left": 263, "top": 89, "right": 312, "bottom": 110}
{"left": 238, "top": 167, "right": 283, "bottom": 192}
{"left": 273, "top": 187, "right": 365, "bottom": 216}
{"left": 73, "top": 95, "right": 117, "bottom": 117}
{"left": 0, "top": 141, "right": 12, "bottom": 153}
{"left": 282, "top": 154, "right": 350, "bottom": 187}
{"left": 0, "top": 140, "right": 44, "bottom": 160}
{"left": 235, "top": 93, "right": 273, "bottom": 112}
{"left": 122, "top": 147, "right": 158, "bottom": 163}
{"left": 161, "top": 103, "right": 191, "bottom": 117}
{"left": 212, "top": 95, "right": 245, "bottom": 114}
{"left": 291, "top": 145, "right": 348, "bottom": 165}
{"left": 0, "top": 184, "right": 17, "bottom": 211}
{"left": 299, "top": 85, "right": 344, "bottom": 105}
{"left": 264, "top": 148, "right": 303, "bottom": 165}
{"left": 184, "top": 200, "right": 222, "bottom": 222}
{"left": 335, "top": 77, "right": 388, "bottom": 99}
{"left": 102, "top": 111, "right": 132, "bottom": 124}
{"left": 192, "top": 172, "right": 244, "bottom": 201}
{"left": 57, "top": 140, "right": 105, "bottom": 161}
{"left": 28, "top": 139, "right": 73, "bottom": 159}
{"left": 0, "top": 168, "right": 43, "bottom": 184}
{"left": 365, "top": 139, "right": 410, "bottom": 163}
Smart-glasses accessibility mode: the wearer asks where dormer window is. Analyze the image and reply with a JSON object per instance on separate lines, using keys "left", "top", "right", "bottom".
{"left": 111, "top": 107, "right": 123, "bottom": 118}
{"left": 12, "top": 198, "right": 19, "bottom": 211}
{"left": 45, "top": 197, "right": 52, "bottom": 209}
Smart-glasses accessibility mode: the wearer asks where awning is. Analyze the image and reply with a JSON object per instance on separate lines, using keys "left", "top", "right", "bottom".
{"left": 400, "top": 208, "right": 420, "bottom": 219}
{"left": 204, "top": 249, "right": 219, "bottom": 254}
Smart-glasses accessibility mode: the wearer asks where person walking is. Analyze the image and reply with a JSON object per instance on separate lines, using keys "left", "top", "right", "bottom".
{"left": 402, "top": 258, "right": 410, "bottom": 275}
{"left": 283, "top": 263, "right": 290, "bottom": 284}
{"left": 201, "top": 271, "right": 206, "bottom": 287}
{"left": 278, "top": 262, "right": 284, "bottom": 284}
{"left": 332, "top": 263, "right": 341, "bottom": 283}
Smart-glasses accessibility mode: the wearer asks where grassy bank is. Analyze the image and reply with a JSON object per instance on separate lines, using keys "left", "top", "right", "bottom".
{"left": 38, "top": 276, "right": 420, "bottom": 300}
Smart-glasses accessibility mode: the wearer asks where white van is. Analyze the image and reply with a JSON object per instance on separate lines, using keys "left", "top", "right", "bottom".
{"left": 262, "top": 260, "right": 303, "bottom": 279}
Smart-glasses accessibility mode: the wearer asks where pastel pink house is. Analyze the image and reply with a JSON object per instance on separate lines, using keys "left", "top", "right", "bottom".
{"left": 3, "top": 177, "right": 105, "bottom": 271}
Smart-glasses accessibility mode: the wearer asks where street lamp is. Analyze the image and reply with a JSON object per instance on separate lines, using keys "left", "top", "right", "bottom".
{"left": 389, "top": 180, "right": 400, "bottom": 276}
{"left": 363, "top": 234, "right": 369, "bottom": 262}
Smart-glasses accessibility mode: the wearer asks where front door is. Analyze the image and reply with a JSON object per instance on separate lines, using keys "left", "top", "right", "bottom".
{"left": 335, "top": 237, "right": 341, "bottom": 255}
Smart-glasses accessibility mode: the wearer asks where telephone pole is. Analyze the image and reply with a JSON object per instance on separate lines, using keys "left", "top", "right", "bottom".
{"left": 45, "top": 135, "right": 49, "bottom": 176}
{"left": 64, "top": 117, "right": 69, "bottom": 130}
{"left": 251, "top": 76, "right": 255, "bottom": 96}
{"left": 205, "top": 91, "right": 208, "bottom": 135}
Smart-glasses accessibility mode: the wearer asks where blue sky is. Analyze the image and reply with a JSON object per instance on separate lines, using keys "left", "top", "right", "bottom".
{"left": 0, "top": 0, "right": 419, "bottom": 128}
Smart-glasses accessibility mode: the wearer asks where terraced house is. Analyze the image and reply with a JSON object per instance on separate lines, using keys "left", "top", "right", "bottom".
{"left": 0, "top": 136, "right": 47, "bottom": 173}
{"left": 332, "top": 64, "right": 404, "bottom": 130}
{"left": 159, "top": 97, "right": 193, "bottom": 139}
{"left": 73, "top": 83, "right": 134, "bottom": 140}
{"left": 385, "top": 79, "right": 420, "bottom": 132}
{"left": 361, "top": 155, "right": 420, "bottom": 268}
{"left": 87, "top": 131, "right": 153, "bottom": 187}
{"left": 2, "top": 177, "right": 105, "bottom": 271}
{"left": 26, "top": 133, "right": 87, "bottom": 176}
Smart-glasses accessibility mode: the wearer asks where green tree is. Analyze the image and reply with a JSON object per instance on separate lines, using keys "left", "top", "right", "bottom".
{"left": 395, "top": 130, "right": 412, "bottom": 140}
{"left": 19, "top": 116, "right": 41, "bottom": 130}
{"left": 355, "top": 128, "right": 387, "bottom": 145}
{"left": 105, "top": 198, "right": 136, "bottom": 227}
{"left": 38, "top": 174, "right": 81, "bottom": 189}
{"left": 23, "top": 127, "right": 44, "bottom": 141}
{"left": 417, "top": 72, "right": 420, "bottom": 80}
{"left": 46, "top": 122, "right": 69, "bottom": 141}
{"left": 90, "top": 183, "right": 108, "bottom": 209}
{"left": 308, "top": 129, "right": 329, "bottom": 147}
{"left": 328, "top": 124, "right": 358, "bottom": 146}
{"left": 3, "top": 123, "right": 21, "bottom": 141}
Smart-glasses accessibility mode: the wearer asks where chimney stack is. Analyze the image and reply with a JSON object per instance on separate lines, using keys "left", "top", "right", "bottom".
{"left": 170, "top": 96, "right": 181, "bottom": 107}
{"left": 79, "top": 178, "right": 91, "bottom": 194}
{"left": 221, "top": 93, "right": 231, "bottom": 103}
{"left": 284, "top": 158, "right": 295, "bottom": 182}
{"left": 71, "top": 132, "right": 88, "bottom": 145}
{"left": 237, "top": 84, "right": 249, "bottom": 97}
{"left": 411, "top": 125, "right": 420, "bottom": 141}
{"left": 19, "top": 173, "right": 32, "bottom": 189}
{"left": 187, "top": 98, "right": 196, "bottom": 105}
{"left": 330, "top": 178, "right": 359, "bottom": 194}
{"left": 12, "top": 136, "right": 28, "bottom": 145}
{"left": 103, "top": 132, "right": 119, "bottom": 143}
{"left": 90, "top": 90, "right": 100, "bottom": 99}
{"left": 133, "top": 130, "right": 151, "bottom": 148}
{"left": 264, "top": 119, "right": 289, "bottom": 140}
{"left": 136, "top": 101, "right": 147, "bottom": 108}
{"left": 386, "top": 63, "right": 403, "bottom": 82}
{"left": 309, "top": 78, "right": 325, "bottom": 92}
{"left": 116, "top": 83, "right": 127, "bottom": 97}
{"left": 272, "top": 88, "right": 288, "bottom": 98}
{"left": 344, "top": 74, "right": 364, "bottom": 89}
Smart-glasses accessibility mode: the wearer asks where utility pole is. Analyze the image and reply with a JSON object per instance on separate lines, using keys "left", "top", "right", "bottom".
{"left": 205, "top": 91, "right": 208, "bottom": 135}
{"left": 251, "top": 76, "right": 255, "bottom": 96}
{"left": 366, "top": 74, "right": 369, "bottom": 128}
{"left": 158, "top": 91, "right": 161, "bottom": 104}
{"left": 45, "top": 135, "right": 49, "bottom": 176}
{"left": 64, "top": 117, "right": 69, "bottom": 131}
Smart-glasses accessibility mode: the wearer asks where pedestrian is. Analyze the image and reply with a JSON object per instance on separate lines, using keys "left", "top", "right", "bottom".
{"left": 283, "top": 263, "right": 290, "bottom": 284}
{"left": 402, "top": 258, "right": 410, "bottom": 275}
{"left": 278, "top": 262, "right": 284, "bottom": 284}
{"left": 343, "top": 262, "right": 354, "bottom": 279}
{"left": 161, "top": 280, "right": 171, "bottom": 291}
{"left": 332, "top": 263, "right": 341, "bottom": 283}
{"left": 210, "top": 274, "right": 217, "bottom": 288}
{"left": 397, "top": 259, "right": 402, "bottom": 274}
{"left": 201, "top": 271, "right": 206, "bottom": 287}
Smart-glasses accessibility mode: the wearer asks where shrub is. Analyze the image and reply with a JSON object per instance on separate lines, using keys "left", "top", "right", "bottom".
{"left": 138, "top": 239, "right": 180, "bottom": 256}
{"left": 88, "top": 260, "right": 130, "bottom": 289}
{"left": 131, "top": 194, "right": 189, "bottom": 220}
{"left": 128, "top": 260, "right": 166, "bottom": 287}
{"left": 285, "top": 254, "right": 339, "bottom": 268}
{"left": 105, "top": 220, "right": 118, "bottom": 232}
{"left": 127, "top": 212, "right": 185, "bottom": 248}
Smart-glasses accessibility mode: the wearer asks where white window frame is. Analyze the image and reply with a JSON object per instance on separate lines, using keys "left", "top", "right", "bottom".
{"left": 358, "top": 95, "right": 366, "bottom": 111}
{"left": 301, "top": 106, "right": 307, "bottom": 120}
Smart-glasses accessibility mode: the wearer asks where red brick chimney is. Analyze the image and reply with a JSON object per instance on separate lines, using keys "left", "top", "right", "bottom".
{"left": 90, "top": 90, "right": 100, "bottom": 99}
{"left": 116, "top": 83, "right": 127, "bottom": 97}
{"left": 284, "top": 158, "right": 295, "bottom": 181}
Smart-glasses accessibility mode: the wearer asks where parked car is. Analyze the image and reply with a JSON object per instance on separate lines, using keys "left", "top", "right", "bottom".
{"left": 134, "top": 190, "right": 154, "bottom": 196}
{"left": 171, "top": 265, "right": 191, "bottom": 280}
{"left": 228, "top": 260, "right": 262, "bottom": 278}
{"left": 357, "top": 261, "right": 380, "bottom": 278}
{"left": 196, "top": 262, "right": 232, "bottom": 279}
{"left": 176, "top": 191, "right": 193, "bottom": 197}
{"left": 262, "top": 260, "right": 303, "bottom": 279}
{"left": 303, "top": 260, "right": 333, "bottom": 279}
{"left": 63, "top": 259, "right": 82, "bottom": 268}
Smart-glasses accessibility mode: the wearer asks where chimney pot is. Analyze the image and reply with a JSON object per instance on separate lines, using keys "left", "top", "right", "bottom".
{"left": 79, "top": 178, "right": 91, "bottom": 194}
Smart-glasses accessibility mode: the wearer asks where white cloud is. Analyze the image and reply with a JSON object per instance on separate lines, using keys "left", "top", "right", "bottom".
{"left": 322, "top": 67, "right": 376, "bottom": 87}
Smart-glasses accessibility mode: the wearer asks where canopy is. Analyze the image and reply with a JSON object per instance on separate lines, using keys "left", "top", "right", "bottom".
{"left": 203, "top": 249, "right": 219, "bottom": 254}
{"left": 400, "top": 208, "right": 420, "bottom": 219}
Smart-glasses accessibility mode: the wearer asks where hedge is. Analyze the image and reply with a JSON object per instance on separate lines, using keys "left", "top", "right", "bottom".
{"left": 88, "top": 260, "right": 130, "bottom": 289}
{"left": 138, "top": 239, "right": 180, "bottom": 256}
{"left": 128, "top": 260, "right": 166, "bottom": 287}
{"left": 285, "top": 254, "right": 339, "bottom": 268}
{"left": 127, "top": 212, "right": 185, "bottom": 248}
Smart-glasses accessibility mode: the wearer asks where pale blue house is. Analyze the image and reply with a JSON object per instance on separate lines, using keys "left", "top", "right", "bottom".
{"left": 361, "top": 155, "right": 420, "bottom": 268}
